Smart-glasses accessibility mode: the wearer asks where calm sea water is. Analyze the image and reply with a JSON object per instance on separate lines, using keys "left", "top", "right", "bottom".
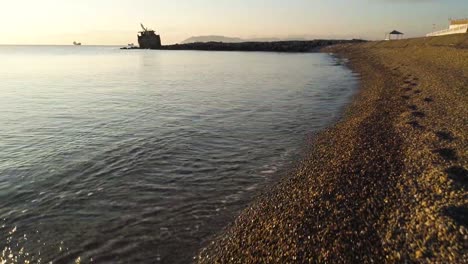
{"left": 0, "top": 46, "right": 357, "bottom": 263}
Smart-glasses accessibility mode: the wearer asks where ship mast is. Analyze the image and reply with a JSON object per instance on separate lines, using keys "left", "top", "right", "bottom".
{"left": 140, "top": 23, "right": 149, "bottom": 32}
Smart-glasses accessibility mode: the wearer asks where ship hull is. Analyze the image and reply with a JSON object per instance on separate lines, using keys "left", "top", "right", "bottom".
{"left": 138, "top": 33, "right": 162, "bottom": 49}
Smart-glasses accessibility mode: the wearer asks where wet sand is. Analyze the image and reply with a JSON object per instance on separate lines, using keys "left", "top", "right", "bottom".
{"left": 197, "top": 34, "right": 467, "bottom": 263}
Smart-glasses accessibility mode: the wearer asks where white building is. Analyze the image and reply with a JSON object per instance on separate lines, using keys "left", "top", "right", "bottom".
{"left": 426, "top": 19, "right": 468, "bottom": 37}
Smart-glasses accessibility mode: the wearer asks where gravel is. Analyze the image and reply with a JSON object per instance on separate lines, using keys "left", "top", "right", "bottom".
{"left": 197, "top": 35, "right": 467, "bottom": 263}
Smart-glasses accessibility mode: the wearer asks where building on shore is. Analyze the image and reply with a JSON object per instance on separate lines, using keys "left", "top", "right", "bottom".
{"left": 138, "top": 24, "right": 162, "bottom": 49}
{"left": 385, "top": 30, "right": 404, "bottom": 40}
{"left": 426, "top": 18, "right": 468, "bottom": 37}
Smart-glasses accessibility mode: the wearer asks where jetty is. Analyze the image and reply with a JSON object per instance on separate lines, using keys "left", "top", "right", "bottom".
{"left": 160, "top": 39, "right": 366, "bottom": 52}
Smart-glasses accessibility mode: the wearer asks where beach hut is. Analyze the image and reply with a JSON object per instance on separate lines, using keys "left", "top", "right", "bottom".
{"left": 385, "top": 30, "right": 404, "bottom": 40}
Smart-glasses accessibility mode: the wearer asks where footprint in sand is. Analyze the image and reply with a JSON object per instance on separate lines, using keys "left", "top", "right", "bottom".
{"left": 407, "top": 121, "right": 424, "bottom": 129}
{"left": 442, "top": 206, "right": 468, "bottom": 228}
{"left": 436, "top": 131, "right": 455, "bottom": 142}
{"left": 445, "top": 166, "right": 468, "bottom": 189}
{"left": 411, "top": 111, "right": 425, "bottom": 118}
{"left": 404, "top": 87, "right": 413, "bottom": 92}
{"left": 408, "top": 105, "right": 418, "bottom": 111}
{"left": 434, "top": 148, "right": 458, "bottom": 161}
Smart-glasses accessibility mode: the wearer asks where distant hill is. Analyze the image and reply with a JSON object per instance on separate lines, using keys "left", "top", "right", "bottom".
{"left": 182, "top": 36, "right": 244, "bottom": 44}
{"left": 181, "top": 35, "right": 307, "bottom": 44}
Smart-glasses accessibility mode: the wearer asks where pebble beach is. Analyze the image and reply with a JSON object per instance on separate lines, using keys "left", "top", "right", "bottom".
{"left": 197, "top": 34, "right": 468, "bottom": 263}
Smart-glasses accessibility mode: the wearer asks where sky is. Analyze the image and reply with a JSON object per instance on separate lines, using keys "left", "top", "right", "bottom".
{"left": 0, "top": 0, "right": 466, "bottom": 45}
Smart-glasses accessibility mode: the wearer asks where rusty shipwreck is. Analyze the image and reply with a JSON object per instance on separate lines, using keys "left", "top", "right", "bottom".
{"left": 138, "top": 24, "right": 162, "bottom": 49}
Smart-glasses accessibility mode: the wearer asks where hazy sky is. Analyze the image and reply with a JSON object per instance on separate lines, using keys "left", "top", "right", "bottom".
{"left": 0, "top": 0, "right": 466, "bottom": 45}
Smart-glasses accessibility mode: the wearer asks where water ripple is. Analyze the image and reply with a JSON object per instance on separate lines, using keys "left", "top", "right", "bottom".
{"left": 0, "top": 46, "right": 357, "bottom": 263}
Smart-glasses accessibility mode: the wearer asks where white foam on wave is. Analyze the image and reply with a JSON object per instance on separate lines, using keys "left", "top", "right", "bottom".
{"left": 260, "top": 164, "right": 278, "bottom": 175}
{"left": 246, "top": 184, "right": 258, "bottom": 191}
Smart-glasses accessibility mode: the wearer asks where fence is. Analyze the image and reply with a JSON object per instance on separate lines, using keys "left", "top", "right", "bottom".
{"left": 426, "top": 24, "right": 468, "bottom": 37}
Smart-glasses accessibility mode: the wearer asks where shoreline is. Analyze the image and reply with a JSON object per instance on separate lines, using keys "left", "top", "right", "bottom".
{"left": 197, "top": 34, "right": 467, "bottom": 263}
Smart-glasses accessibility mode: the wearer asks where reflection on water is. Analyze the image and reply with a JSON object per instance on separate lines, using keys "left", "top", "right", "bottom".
{"left": 0, "top": 46, "right": 358, "bottom": 263}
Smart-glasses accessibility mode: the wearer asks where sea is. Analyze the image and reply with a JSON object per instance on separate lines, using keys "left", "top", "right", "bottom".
{"left": 0, "top": 45, "right": 358, "bottom": 263}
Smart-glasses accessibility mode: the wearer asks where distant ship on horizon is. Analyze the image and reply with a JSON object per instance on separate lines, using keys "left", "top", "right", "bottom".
{"left": 73, "top": 41, "right": 82, "bottom": 46}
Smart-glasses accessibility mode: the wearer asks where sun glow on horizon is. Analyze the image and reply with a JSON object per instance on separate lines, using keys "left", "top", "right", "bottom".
{"left": 0, "top": 0, "right": 466, "bottom": 45}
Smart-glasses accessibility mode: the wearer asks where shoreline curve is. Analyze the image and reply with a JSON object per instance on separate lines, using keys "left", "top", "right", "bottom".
{"left": 197, "top": 34, "right": 468, "bottom": 263}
